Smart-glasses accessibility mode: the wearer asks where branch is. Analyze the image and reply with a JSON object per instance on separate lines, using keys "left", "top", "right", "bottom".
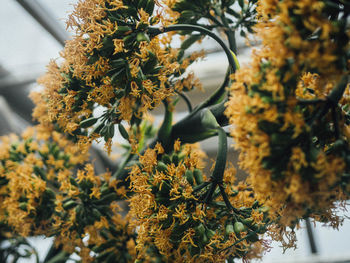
{"left": 148, "top": 24, "right": 237, "bottom": 72}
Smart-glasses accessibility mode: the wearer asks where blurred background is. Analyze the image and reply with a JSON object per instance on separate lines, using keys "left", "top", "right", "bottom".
{"left": 0, "top": 0, "right": 350, "bottom": 262}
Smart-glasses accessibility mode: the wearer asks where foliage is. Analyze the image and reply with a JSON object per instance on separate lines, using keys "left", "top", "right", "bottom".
{"left": 0, "top": 0, "right": 349, "bottom": 262}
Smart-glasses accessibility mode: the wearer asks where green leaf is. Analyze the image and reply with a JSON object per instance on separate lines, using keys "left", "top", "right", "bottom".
{"left": 145, "top": 0, "right": 155, "bottom": 15}
{"left": 79, "top": 117, "right": 98, "bottom": 128}
{"left": 118, "top": 123, "right": 129, "bottom": 140}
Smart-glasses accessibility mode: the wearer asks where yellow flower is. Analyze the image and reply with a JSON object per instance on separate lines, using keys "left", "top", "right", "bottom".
{"left": 226, "top": 0, "right": 350, "bottom": 226}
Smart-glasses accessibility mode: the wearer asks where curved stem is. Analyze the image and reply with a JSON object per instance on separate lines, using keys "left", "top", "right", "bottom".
{"left": 211, "top": 127, "right": 228, "bottom": 184}
{"left": 192, "top": 68, "right": 231, "bottom": 115}
{"left": 204, "top": 127, "right": 228, "bottom": 204}
{"left": 149, "top": 24, "right": 237, "bottom": 131}
{"left": 176, "top": 91, "right": 193, "bottom": 112}
{"left": 148, "top": 24, "right": 237, "bottom": 72}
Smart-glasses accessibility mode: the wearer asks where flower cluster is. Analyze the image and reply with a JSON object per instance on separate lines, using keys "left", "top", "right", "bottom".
{"left": 3, "top": 0, "right": 350, "bottom": 261}
{"left": 0, "top": 127, "right": 139, "bottom": 262}
{"left": 225, "top": 0, "right": 350, "bottom": 225}
{"left": 0, "top": 127, "right": 88, "bottom": 235}
{"left": 31, "top": 62, "right": 94, "bottom": 143}
{"left": 31, "top": 0, "right": 204, "bottom": 153}
{"left": 129, "top": 142, "right": 271, "bottom": 262}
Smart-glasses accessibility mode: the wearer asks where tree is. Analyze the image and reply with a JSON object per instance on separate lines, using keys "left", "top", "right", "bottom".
{"left": 0, "top": 0, "right": 349, "bottom": 262}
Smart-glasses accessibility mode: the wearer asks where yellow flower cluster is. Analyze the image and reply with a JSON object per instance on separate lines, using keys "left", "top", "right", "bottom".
{"left": 0, "top": 126, "right": 88, "bottom": 235}
{"left": 31, "top": 62, "right": 93, "bottom": 139}
{"left": 129, "top": 142, "right": 271, "bottom": 262}
{"left": 45, "top": 162, "right": 139, "bottom": 262}
{"left": 5, "top": 0, "right": 350, "bottom": 260}
{"left": 225, "top": 0, "right": 350, "bottom": 226}
{"left": 31, "top": 0, "right": 203, "bottom": 153}
{"left": 0, "top": 127, "right": 139, "bottom": 262}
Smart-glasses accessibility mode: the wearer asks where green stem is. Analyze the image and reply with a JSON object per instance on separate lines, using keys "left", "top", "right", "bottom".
{"left": 219, "top": 184, "right": 233, "bottom": 211}
{"left": 307, "top": 75, "right": 349, "bottom": 127}
{"left": 211, "top": 127, "right": 228, "bottom": 184}
{"left": 157, "top": 100, "right": 173, "bottom": 151}
{"left": 220, "top": 14, "right": 237, "bottom": 54}
{"left": 204, "top": 127, "right": 228, "bottom": 204}
{"left": 43, "top": 243, "right": 70, "bottom": 263}
{"left": 192, "top": 68, "right": 231, "bottom": 114}
{"left": 112, "top": 150, "right": 134, "bottom": 179}
{"left": 297, "top": 98, "right": 326, "bottom": 105}
{"left": 149, "top": 24, "right": 237, "bottom": 134}
{"left": 148, "top": 24, "right": 237, "bottom": 72}
{"left": 203, "top": 183, "right": 216, "bottom": 204}
{"left": 193, "top": 181, "right": 210, "bottom": 193}
{"left": 174, "top": 130, "right": 218, "bottom": 144}
{"left": 176, "top": 91, "right": 193, "bottom": 112}
{"left": 307, "top": 104, "right": 329, "bottom": 126}
{"left": 207, "top": 13, "right": 225, "bottom": 28}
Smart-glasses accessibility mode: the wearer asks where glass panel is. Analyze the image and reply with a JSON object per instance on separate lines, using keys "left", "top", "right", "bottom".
{"left": 0, "top": 0, "right": 76, "bottom": 74}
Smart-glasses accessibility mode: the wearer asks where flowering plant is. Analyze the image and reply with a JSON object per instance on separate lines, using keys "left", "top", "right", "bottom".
{"left": 1, "top": 0, "right": 349, "bottom": 262}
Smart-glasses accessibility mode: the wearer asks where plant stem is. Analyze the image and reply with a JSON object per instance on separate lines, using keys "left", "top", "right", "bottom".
{"left": 204, "top": 127, "right": 228, "bottom": 203}
{"left": 176, "top": 91, "right": 193, "bottom": 112}
{"left": 113, "top": 150, "right": 134, "bottom": 179}
{"left": 297, "top": 98, "right": 326, "bottom": 105}
{"left": 220, "top": 14, "right": 237, "bottom": 54}
{"left": 307, "top": 75, "right": 349, "bottom": 127}
{"left": 192, "top": 68, "right": 231, "bottom": 114}
{"left": 148, "top": 24, "right": 237, "bottom": 72}
{"left": 211, "top": 127, "right": 228, "bottom": 184}
{"left": 207, "top": 13, "right": 225, "bottom": 28}
{"left": 219, "top": 184, "right": 233, "bottom": 211}
{"left": 158, "top": 100, "right": 173, "bottom": 151}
